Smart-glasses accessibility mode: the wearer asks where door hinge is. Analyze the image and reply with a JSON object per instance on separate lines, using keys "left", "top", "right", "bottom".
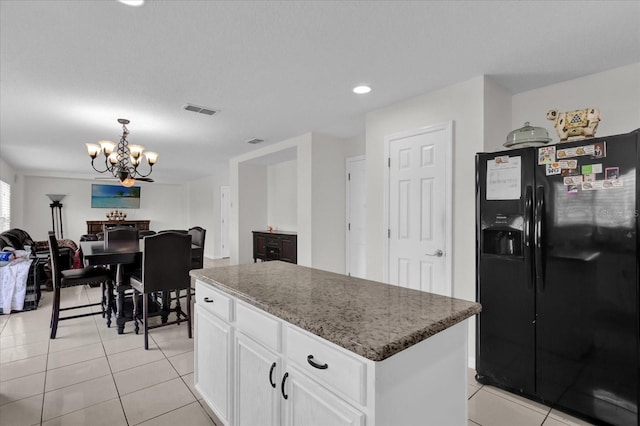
{"left": 388, "top": 158, "right": 391, "bottom": 168}
{"left": 388, "top": 229, "right": 391, "bottom": 238}
{"left": 348, "top": 173, "right": 351, "bottom": 181}
{"left": 348, "top": 223, "right": 351, "bottom": 231}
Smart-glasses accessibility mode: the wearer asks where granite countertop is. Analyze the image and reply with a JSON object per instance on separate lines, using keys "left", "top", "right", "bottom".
{"left": 191, "top": 261, "right": 481, "bottom": 362}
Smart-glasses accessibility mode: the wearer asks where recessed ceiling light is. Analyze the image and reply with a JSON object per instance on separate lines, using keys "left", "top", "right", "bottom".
{"left": 353, "top": 85, "right": 372, "bottom": 94}
{"left": 118, "top": 0, "right": 145, "bottom": 7}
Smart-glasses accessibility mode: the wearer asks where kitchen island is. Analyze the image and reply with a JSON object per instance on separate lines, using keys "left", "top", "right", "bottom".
{"left": 191, "top": 261, "right": 481, "bottom": 426}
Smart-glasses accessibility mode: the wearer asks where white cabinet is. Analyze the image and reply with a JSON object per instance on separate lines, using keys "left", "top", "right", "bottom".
{"left": 234, "top": 331, "right": 281, "bottom": 426}
{"left": 195, "top": 304, "right": 232, "bottom": 425}
{"left": 194, "top": 279, "right": 469, "bottom": 426}
{"left": 234, "top": 329, "right": 363, "bottom": 426}
{"left": 283, "top": 365, "right": 365, "bottom": 426}
{"left": 286, "top": 326, "right": 366, "bottom": 406}
{"left": 195, "top": 281, "right": 365, "bottom": 426}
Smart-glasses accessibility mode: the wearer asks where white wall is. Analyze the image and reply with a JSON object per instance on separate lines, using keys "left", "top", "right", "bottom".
{"left": 21, "top": 176, "right": 188, "bottom": 243}
{"left": 0, "top": 158, "right": 24, "bottom": 230}
{"left": 187, "top": 174, "right": 229, "bottom": 259}
{"left": 311, "top": 134, "right": 349, "bottom": 274}
{"left": 483, "top": 76, "right": 513, "bottom": 152}
{"left": 237, "top": 163, "right": 269, "bottom": 264}
{"left": 365, "top": 76, "right": 485, "bottom": 305}
{"left": 296, "top": 138, "right": 313, "bottom": 267}
{"left": 229, "top": 132, "right": 360, "bottom": 271}
{"left": 230, "top": 134, "right": 308, "bottom": 265}
{"left": 513, "top": 63, "right": 640, "bottom": 143}
{"left": 365, "top": 77, "right": 485, "bottom": 368}
{"left": 364, "top": 64, "right": 640, "bottom": 368}
{"left": 267, "top": 160, "right": 297, "bottom": 232}
{"left": 343, "top": 133, "right": 366, "bottom": 158}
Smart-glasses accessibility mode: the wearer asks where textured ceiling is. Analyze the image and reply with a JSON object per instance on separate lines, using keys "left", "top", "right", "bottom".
{"left": 1, "top": 0, "right": 639, "bottom": 183}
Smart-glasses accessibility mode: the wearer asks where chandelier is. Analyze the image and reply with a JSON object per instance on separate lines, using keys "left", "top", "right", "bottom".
{"left": 85, "top": 118, "right": 158, "bottom": 187}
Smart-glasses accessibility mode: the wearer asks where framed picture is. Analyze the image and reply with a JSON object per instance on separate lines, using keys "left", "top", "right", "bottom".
{"left": 91, "top": 184, "right": 141, "bottom": 208}
{"left": 604, "top": 167, "right": 619, "bottom": 180}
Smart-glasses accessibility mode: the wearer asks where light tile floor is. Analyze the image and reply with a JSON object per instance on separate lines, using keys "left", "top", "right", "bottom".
{"left": 1, "top": 258, "right": 595, "bottom": 426}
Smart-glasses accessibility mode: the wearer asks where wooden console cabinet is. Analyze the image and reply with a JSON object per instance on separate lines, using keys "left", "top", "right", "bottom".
{"left": 252, "top": 231, "right": 297, "bottom": 264}
{"left": 86, "top": 220, "right": 150, "bottom": 235}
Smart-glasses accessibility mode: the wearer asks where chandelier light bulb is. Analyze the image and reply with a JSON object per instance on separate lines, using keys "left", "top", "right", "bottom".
{"left": 98, "top": 140, "right": 116, "bottom": 155}
{"left": 86, "top": 143, "right": 101, "bottom": 159}
{"left": 128, "top": 145, "right": 144, "bottom": 159}
{"left": 144, "top": 151, "right": 158, "bottom": 165}
{"left": 120, "top": 177, "right": 136, "bottom": 187}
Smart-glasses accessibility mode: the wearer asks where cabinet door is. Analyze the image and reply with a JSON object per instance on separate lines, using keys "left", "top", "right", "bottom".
{"left": 283, "top": 366, "right": 364, "bottom": 426}
{"left": 235, "top": 332, "right": 281, "bottom": 426}
{"left": 280, "top": 237, "right": 297, "bottom": 264}
{"left": 254, "top": 234, "right": 267, "bottom": 260}
{"left": 195, "top": 306, "right": 232, "bottom": 425}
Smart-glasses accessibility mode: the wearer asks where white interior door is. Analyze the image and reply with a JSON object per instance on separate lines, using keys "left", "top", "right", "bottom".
{"left": 346, "top": 156, "right": 367, "bottom": 278}
{"left": 385, "top": 122, "right": 453, "bottom": 296}
{"left": 220, "top": 186, "right": 230, "bottom": 258}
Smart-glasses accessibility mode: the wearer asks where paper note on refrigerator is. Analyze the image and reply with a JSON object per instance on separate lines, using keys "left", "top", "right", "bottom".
{"left": 487, "top": 156, "right": 521, "bottom": 200}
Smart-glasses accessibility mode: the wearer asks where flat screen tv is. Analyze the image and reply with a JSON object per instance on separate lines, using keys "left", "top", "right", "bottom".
{"left": 91, "top": 184, "right": 141, "bottom": 209}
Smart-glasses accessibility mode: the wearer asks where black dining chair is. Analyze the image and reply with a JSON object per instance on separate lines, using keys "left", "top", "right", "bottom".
{"left": 138, "top": 230, "right": 156, "bottom": 238}
{"left": 130, "top": 232, "right": 192, "bottom": 349}
{"left": 158, "top": 229, "right": 188, "bottom": 234}
{"left": 48, "top": 232, "right": 113, "bottom": 339}
{"left": 104, "top": 226, "right": 139, "bottom": 246}
{"left": 188, "top": 226, "right": 206, "bottom": 270}
{"left": 104, "top": 226, "right": 140, "bottom": 329}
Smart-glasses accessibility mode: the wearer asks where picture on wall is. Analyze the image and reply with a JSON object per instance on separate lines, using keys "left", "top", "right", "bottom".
{"left": 91, "top": 184, "right": 141, "bottom": 209}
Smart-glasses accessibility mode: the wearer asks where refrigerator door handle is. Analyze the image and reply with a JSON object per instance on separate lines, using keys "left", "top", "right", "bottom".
{"left": 524, "top": 185, "right": 534, "bottom": 290}
{"left": 534, "top": 185, "right": 545, "bottom": 292}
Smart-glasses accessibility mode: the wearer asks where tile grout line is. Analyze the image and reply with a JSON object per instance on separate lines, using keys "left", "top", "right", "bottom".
{"left": 150, "top": 317, "right": 218, "bottom": 425}
{"left": 40, "top": 299, "right": 52, "bottom": 426}
{"left": 481, "top": 385, "right": 553, "bottom": 417}
{"left": 95, "top": 288, "right": 133, "bottom": 426}
{"left": 38, "top": 285, "right": 107, "bottom": 425}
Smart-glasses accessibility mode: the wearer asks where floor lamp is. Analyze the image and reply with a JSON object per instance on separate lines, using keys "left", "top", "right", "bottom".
{"left": 46, "top": 194, "right": 66, "bottom": 239}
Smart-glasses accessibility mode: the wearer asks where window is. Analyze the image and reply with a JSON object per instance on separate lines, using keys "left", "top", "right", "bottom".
{"left": 0, "top": 180, "right": 10, "bottom": 232}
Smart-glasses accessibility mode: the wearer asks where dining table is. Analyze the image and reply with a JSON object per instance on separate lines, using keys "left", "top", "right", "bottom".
{"left": 80, "top": 239, "right": 203, "bottom": 334}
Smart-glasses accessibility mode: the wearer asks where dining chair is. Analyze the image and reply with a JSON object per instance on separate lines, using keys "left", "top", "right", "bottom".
{"left": 104, "top": 226, "right": 140, "bottom": 329}
{"left": 188, "top": 226, "right": 206, "bottom": 269}
{"left": 48, "top": 232, "right": 113, "bottom": 339}
{"left": 138, "top": 230, "right": 156, "bottom": 238}
{"left": 104, "top": 226, "right": 139, "bottom": 246}
{"left": 130, "top": 232, "right": 192, "bottom": 349}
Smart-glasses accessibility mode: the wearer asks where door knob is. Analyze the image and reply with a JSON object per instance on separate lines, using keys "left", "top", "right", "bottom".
{"left": 425, "top": 249, "right": 444, "bottom": 257}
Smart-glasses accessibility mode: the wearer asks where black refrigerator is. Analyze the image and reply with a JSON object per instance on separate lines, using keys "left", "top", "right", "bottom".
{"left": 475, "top": 130, "right": 639, "bottom": 425}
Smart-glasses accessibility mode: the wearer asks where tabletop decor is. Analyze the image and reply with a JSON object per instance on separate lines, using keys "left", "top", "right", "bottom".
{"left": 546, "top": 107, "right": 601, "bottom": 142}
{"left": 106, "top": 210, "right": 127, "bottom": 220}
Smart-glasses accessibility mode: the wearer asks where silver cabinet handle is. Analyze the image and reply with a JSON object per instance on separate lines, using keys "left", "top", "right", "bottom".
{"left": 425, "top": 250, "right": 444, "bottom": 257}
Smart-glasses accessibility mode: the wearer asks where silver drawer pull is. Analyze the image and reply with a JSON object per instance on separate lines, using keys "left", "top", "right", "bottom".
{"left": 203, "top": 297, "right": 214, "bottom": 303}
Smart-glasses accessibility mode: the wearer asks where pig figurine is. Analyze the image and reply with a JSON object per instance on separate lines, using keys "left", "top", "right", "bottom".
{"left": 546, "top": 108, "right": 601, "bottom": 142}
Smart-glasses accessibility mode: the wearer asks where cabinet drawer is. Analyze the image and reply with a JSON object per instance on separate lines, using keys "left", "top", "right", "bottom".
{"left": 286, "top": 326, "right": 366, "bottom": 405}
{"left": 235, "top": 301, "right": 282, "bottom": 352}
{"left": 195, "top": 281, "right": 233, "bottom": 322}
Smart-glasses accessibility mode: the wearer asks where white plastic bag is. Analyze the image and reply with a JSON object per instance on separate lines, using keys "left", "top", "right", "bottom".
{"left": 0, "top": 258, "right": 32, "bottom": 313}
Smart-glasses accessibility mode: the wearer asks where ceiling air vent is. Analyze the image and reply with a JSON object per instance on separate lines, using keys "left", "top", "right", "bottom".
{"left": 183, "top": 103, "right": 218, "bottom": 116}
{"left": 247, "top": 138, "right": 264, "bottom": 144}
